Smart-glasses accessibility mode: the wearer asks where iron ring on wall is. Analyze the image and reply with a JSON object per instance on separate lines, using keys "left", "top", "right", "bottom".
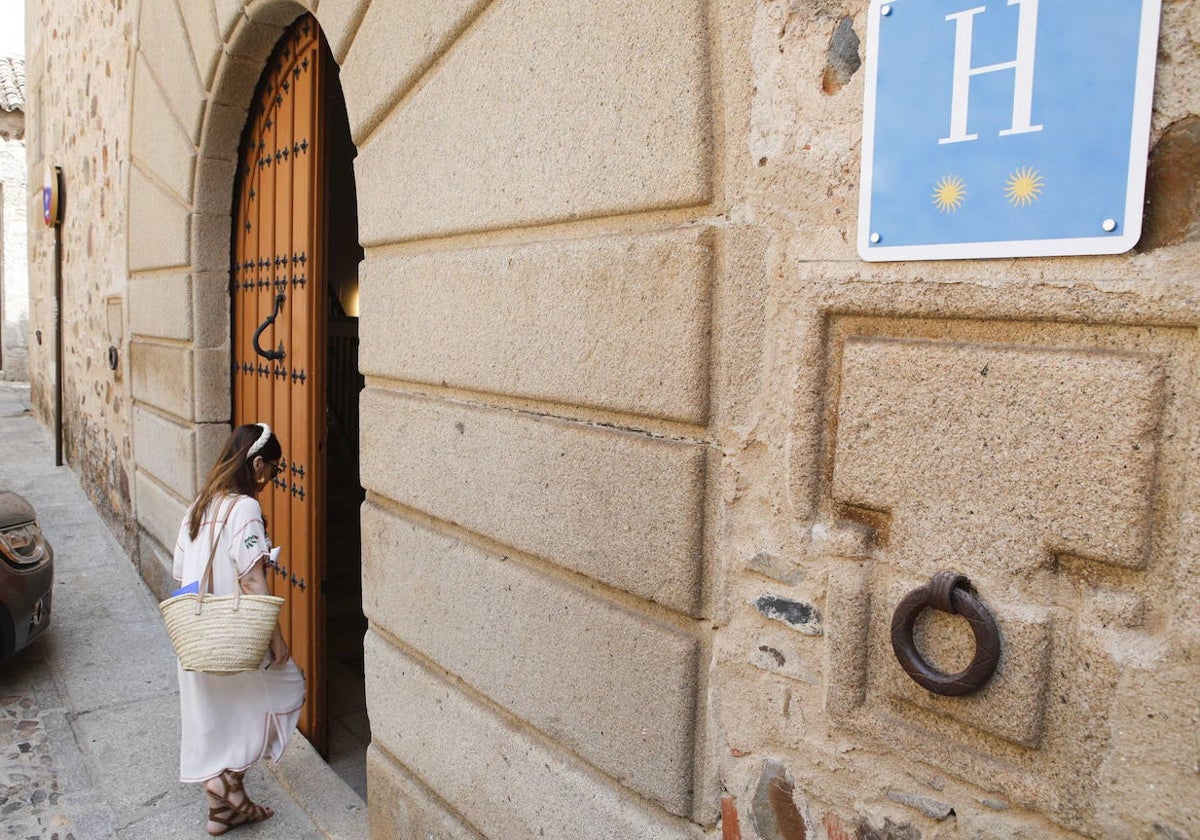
{"left": 890, "top": 571, "right": 1000, "bottom": 696}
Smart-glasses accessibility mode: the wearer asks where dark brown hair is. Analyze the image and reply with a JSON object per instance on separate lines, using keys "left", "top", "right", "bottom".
{"left": 187, "top": 423, "right": 282, "bottom": 540}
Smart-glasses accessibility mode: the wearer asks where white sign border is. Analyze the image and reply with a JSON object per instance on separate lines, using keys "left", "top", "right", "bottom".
{"left": 857, "top": 0, "right": 1163, "bottom": 262}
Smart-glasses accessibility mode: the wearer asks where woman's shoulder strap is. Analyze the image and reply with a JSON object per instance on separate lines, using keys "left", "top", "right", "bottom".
{"left": 226, "top": 493, "right": 263, "bottom": 519}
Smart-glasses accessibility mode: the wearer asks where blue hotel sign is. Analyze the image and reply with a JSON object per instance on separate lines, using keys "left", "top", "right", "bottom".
{"left": 858, "top": 0, "right": 1162, "bottom": 260}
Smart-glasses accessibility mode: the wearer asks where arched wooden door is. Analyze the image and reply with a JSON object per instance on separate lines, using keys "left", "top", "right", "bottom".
{"left": 231, "top": 15, "right": 327, "bottom": 751}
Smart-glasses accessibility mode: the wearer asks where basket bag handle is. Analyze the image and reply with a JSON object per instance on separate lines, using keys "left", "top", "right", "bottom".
{"left": 194, "top": 497, "right": 238, "bottom": 615}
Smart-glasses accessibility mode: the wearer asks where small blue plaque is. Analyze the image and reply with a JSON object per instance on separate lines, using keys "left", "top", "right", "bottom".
{"left": 858, "top": 0, "right": 1162, "bottom": 261}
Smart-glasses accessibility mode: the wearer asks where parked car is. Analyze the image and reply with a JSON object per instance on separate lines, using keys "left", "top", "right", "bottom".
{"left": 0, "top": 490, "right": 53, "bottom": 659}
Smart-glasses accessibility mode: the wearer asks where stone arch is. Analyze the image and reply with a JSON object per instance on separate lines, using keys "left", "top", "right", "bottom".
{"left": 125, "top": 0, "right": 360, "bottom": 583}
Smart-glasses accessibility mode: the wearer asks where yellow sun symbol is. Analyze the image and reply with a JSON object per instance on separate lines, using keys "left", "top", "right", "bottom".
{"left": 1005, "top": 166, "right": 1044, "bottom": 207}
{"left": 932, "top": 175, "right": 967, "bottom": 213}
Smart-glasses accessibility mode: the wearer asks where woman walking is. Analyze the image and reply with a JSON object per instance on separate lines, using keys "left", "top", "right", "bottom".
{"left": 171, "top": 422, "right": 305, "bottom": 835}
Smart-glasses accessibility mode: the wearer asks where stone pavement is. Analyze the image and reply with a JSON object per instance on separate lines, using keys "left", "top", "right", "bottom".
{"left": 0, "top": 383, "right": 367, "bottom": 839}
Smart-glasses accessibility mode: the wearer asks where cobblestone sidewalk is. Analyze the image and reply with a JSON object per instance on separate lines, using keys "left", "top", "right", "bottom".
{"left": 0, "top": 646, "right": 115, "bottom": 839}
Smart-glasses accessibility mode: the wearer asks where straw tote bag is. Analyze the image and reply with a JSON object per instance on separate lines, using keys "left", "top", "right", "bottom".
{"left": 159, "top": 499, "right": 285, "bottom": 674}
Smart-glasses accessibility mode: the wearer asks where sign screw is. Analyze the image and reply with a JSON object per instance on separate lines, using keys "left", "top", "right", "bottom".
{"left": 1102, "top": 218, "right": 1117, "bottom": 232}
{"left": 870, "top": 232, "right": 882, "bottom": 243}
{"left": 881, "top": 5, "right": 892, "bottom": 15}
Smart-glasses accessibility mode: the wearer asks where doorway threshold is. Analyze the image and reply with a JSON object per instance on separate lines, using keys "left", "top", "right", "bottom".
{"left": 267, "top": 731, "right": 369, "bottom": 839}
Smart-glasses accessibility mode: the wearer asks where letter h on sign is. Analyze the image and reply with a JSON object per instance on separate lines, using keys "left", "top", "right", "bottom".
{"left": 857, "top": 0, "right": 1162, "bottom": 261}
{"left": 940, "top": 0, "right": 1042, "bottom": 144}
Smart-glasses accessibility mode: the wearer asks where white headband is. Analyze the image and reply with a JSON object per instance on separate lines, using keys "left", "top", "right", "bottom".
{"left": 247, "top": 423, "right": 272, "bottom": 458}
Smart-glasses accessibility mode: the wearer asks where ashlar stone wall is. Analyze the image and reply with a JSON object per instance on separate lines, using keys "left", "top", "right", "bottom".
{"left": 24, "top": 0, "right": 1200, "bottom": 838}
{"left": 713, "top": 1, "right": 1200, "bottom": 838}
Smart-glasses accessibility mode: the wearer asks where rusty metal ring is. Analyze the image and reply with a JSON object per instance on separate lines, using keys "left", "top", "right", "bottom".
{"left": 890, "top": 571, "right": 1000, "bottom": 696}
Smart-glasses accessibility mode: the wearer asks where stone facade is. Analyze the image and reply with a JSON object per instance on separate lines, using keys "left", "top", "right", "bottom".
{"left": 1, "top": 134, "right": 28, "bottom": 381}
{"left": 25, "top": 0, "right": 135, "bottom": 542}
{"left": 1, "top": 56, "right": 28, "bottom": 381}
{"left": 24, "top": 1, "right": 1200, "bottom": 839}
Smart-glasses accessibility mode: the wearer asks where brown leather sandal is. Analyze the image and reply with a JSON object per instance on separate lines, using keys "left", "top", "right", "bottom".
{"left": 205, "top": 770, "right": 274, "bottom": 836}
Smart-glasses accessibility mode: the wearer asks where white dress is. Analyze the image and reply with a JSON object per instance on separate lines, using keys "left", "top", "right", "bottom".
{"left": 172, "top": 493, "right": 305, "bottom": 783}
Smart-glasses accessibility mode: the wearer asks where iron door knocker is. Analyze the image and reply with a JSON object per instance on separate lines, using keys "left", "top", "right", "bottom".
{"left": 252, "top": 293, "right": 287, "bottom": 361}
{"left": 890, "top": 571, "right": 1000, "bottom": 696}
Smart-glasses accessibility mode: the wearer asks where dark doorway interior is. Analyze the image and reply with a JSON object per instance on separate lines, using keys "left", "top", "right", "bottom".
{"left": 322, "top": 54, "right": 368, "bottom": 799}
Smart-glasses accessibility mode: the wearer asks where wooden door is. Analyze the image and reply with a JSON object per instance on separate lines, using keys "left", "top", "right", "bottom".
{"left": 231, "top": 15, "right": 327, "bottom": 751}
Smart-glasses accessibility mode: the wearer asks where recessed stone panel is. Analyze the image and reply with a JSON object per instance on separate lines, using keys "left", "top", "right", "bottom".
{"left": 355, "top": 0, "right": 711, "bottom": 244}
{"left": 358, "top": 228, "right": 713, "bottom": 422}
{"left": 361, "top": 503, "right": 699, "bottom": 814}
{"left": 360, "top": 389, "right": 707, "bottom": 615}
{"left": 137, "top": 0, "right": 206, "bottom": 142}
{"left": 365, "top": 632, "right": 697, "bottom": 840}
{"left": 131, "top": 56, "right": 196, "bottom": 204}
{"left": 132, "top": 408, "right": 197, "bottom": 500}
{"left": 133, "top": 469, "right": 187, "bottom": 554}
{"left": 178, "top": 0, "right": 222, "bottom": 90}
{"left": 129, "top": 271, "right": 192, "bottom": 340}
{"left": 833, "top": 337, "right": 1164, "bottom": 571}
{"left": 128, "top": 168, "right": 190, "bottom": 272}
{"left": 817, "top": 322, "right": 1185, "bottom": 836}
{"left": 130, "top": 341, "right": 193, "bottom": 419}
